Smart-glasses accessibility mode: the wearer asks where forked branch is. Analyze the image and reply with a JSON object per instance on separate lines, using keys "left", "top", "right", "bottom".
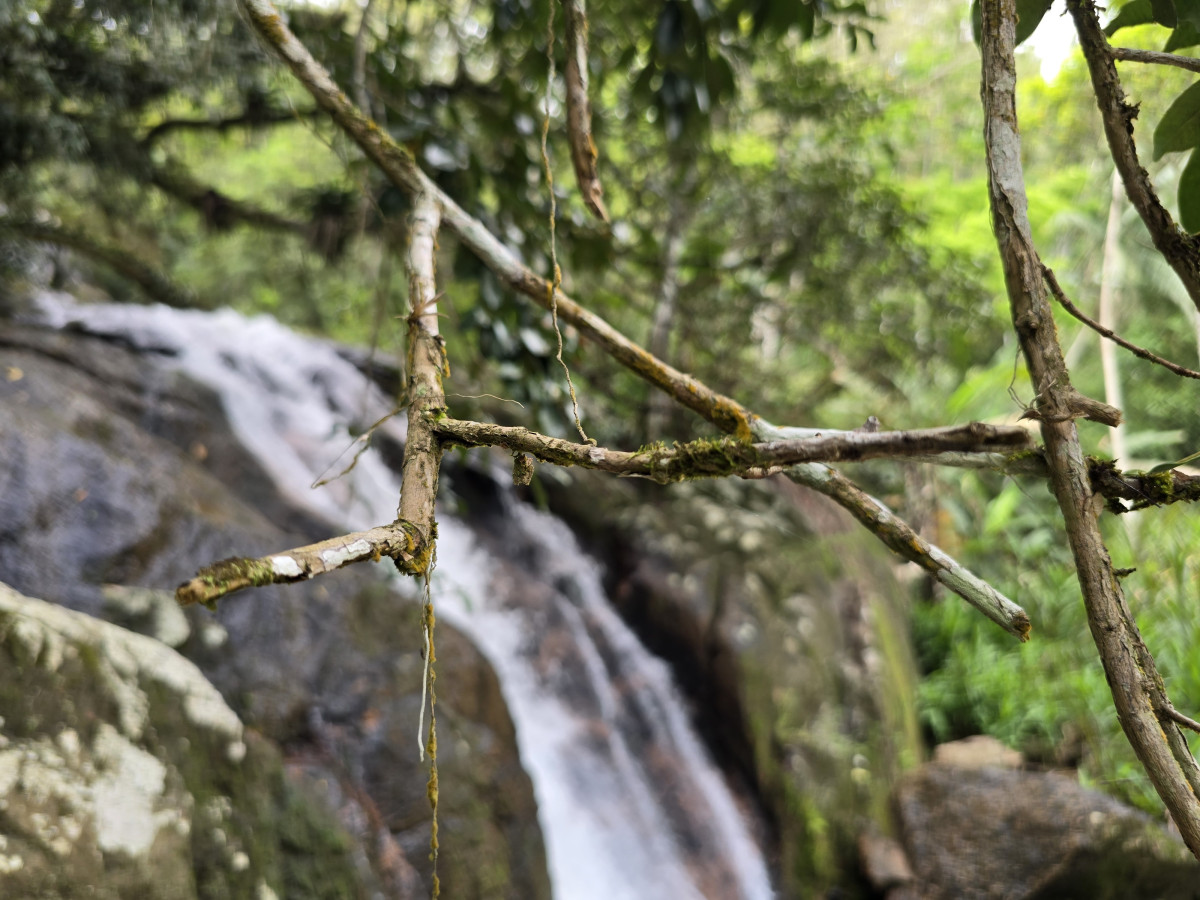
{"left": 983, "top": 0, "right": 1200, "bottom": 855}
{"left": 232, "top": 0, "right": 1031, "bottom": 638}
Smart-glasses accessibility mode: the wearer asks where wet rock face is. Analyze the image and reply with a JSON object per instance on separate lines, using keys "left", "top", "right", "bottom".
{"left": 895, "top": 750, "right": 1200, "bottom": 900}
{"left": 542, "top": 471, "right": 925, "bottom": 897}
{"left": 0, "top": 582, "right": 363, "bottom": 900}
{"left": 0, "top": 323, "right": 549, "bottom": 899}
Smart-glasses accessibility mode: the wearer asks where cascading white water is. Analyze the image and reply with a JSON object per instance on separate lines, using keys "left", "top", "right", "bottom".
{"left": 35, "top": 293, "right": 775, "bottom": 900}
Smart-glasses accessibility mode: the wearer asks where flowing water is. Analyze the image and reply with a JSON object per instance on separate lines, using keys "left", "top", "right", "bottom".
{"left": 35, "top": 293, "right": 775, "bottom": 900}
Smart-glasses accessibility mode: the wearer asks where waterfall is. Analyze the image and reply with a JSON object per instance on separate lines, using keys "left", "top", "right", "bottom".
{"left": 35, "top": 293, "right": 775, "bottom": 900}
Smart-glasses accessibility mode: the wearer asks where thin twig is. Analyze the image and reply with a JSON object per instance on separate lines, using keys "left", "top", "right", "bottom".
{"left": 1112, "top": 46, "right": 1200, "bottom": 74}
{"left": 1043, "top": 265, "right": 1200, "bottom": 379}
{"left": 1165, "top": 706, "right": 1200, "bottom": 735}
{"left": 541, "top": 2, "right": 592, "bottom": 443}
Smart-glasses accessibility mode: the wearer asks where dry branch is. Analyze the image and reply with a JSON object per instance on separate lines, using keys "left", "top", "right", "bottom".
{"left": 1112, "top": 46, "right": 1200, "bottom": 75}
{"left": 784, "top": 459, "right": 1031, "bottom": 639}
{"left": 175, "top": 521, "right": 424, "bottom": 606}
{"left": 395, "top": 192, "right": 445, "bottom": 575}
{"left": 233, "top": 0, "right": 1034, "bottom": 638}
{"left": 983, "top": 0, "right": 1200, "bottom": 855}
{"left": 1069, "top": 0, "right": 1200, "bottom": 312}
{"left": 1043, "top": 264, "right": 1200, "bottom": 380}
{"left": 435, "top": 417, "right": 1034, "bottom": 483}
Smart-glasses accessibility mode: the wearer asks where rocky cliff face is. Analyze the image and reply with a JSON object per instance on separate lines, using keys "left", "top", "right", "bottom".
{"left": 0, "top": 320, "right": 549, "bottom": 899}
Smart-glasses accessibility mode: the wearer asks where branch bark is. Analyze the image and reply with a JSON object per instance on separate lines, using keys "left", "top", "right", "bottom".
{"left": 562, "top": 0, "right": 608, "bottom": 223}
{"left": 983, "top": 0, "right": 1200, "bottom": 854}
{"left": 1043, "top": 264, "right": 1200, "bottom": 380}
{"left": 1069, "top": 0, "right": 1200, "bottom": 313}
{"left": 1112, "top": 46, "right": 1200, "bottom": 75}
{"left": 435, "top": 417, "right": 1034, "bottom": 482}
{"left": 785, "top": 459, "right": 1031, "bottom": 639}
{"left": 396, "top": 192, "right": 445, "bottom": 575}
{"left": 175, "top": 521, "right": 424, "bottom": 607}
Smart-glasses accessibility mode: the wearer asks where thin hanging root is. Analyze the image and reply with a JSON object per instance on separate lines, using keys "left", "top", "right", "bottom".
{"left": 563, "top": 0, "right": 608, "bottom": 223}
{"left": 419, "top": 556, "right": 440, "bottom": 896}
{"left": 542, "top": 2, "right": 592, "bottom": 443}
{"left": 417, "top": 620, "right": 432, "bottom": 760}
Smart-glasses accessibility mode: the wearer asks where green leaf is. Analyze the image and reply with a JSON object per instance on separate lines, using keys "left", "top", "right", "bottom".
{"left": 1151, "top": 0, "right": 1178, "bottom": 27}
{"left": 1176, "top": 0, "right": 1200, "bottom": 28}
{"left": 1104, "top": 0, "right": 1156, "bottom": 36}
{"left": 1164, "top": 20, "right": 1200, "bottom": 49}
{"left": 1016, "top": 0, "right": 1055, "bottom": 43}
{"left": 1153, "top": 81, "right": 1200, "bottom": 159}
{"left": 1180, "top": 148, "right": 1200, "bottom": 232}
{"left": 971, "top": 0, "right": 1054, "bottom": 46}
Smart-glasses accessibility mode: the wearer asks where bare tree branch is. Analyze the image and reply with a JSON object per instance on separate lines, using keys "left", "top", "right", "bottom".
{"left": 231, "top": 0, "right": 1034, "bottom": 638}
{"left": 0, "top": 214, "right": 197, "bottom": 309}
{"left": 235, "top": 0, "right": 758, "bottom": 439}
{"left": 175, "top": 521, "right": 424, "bottom": 607}
{"left": 784, "top": 459, "right": 1031, "bottom": 639}
{"left": 562, "top": 0, "right": 608, "bottom": 223}
{"left": 1112, "top": 46, "right": 1200, "bottom": 75}
{"left": 141, "top": 106, "right": 320, "bottom": 147}
{"left": 984, "top": 0, "right": 1200, "bottom": 855}
{"left": 435, "top": 417, "right": 1034, "bottom": 482}
{"left": 395, "top": 192, "right": 445, "bottom": 576}
{"left": 1069, "top": 0, "right": 1200, "bottom": 313}
{"left": 1043, "top": 264, "right": 1200, "bottom": 380}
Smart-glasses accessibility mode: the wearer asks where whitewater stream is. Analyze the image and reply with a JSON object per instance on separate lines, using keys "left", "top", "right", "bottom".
{"left": 35, "top": 294, "right": 775, "bottom": 900}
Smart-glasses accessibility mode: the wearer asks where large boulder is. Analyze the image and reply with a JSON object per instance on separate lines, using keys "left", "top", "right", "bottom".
{"left": 0, "top": 581, "right": 369, "bottom": 900}
{"left": 894, "top": 739, "right": 1200, "bottom": 899}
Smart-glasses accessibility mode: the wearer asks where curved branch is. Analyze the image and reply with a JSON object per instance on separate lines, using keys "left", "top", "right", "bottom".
{"left": 563, "top": 0, "right": 608, "bottom": 223}
{"left": 141, "top": 107, "right": 320, "bottom": 147}
{"left": 236, "top": 0, "right": 758, "bottom": 439}
{"left": 1043, "top": 264, "right": 1200, "bottom": 380}
{"left": 985, "top": 0, "right": 1200, "bottom": 855}
{"left": 1069, "top": 0, "right": 1200, "bottom": 312}
{"left": 0, "top": 215, "right": 197, "bottom": 309}
{"left": 1112, "top": 46, "right": 1200, "bottom": 75}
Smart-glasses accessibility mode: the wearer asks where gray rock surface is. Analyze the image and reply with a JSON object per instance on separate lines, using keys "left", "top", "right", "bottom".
{"left": 0, "top": 581, "right": 366, "bottom": 899}
{"left": 896, "top": 751, "right": 1200, "bottom": 900}
{"left": 0, "top": 321, "right": 549, "bottom": 899}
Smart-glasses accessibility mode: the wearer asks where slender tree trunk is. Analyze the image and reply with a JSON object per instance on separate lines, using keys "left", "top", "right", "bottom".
{"left": 1098, "top": 168, "right": 1127, "bottom": 465}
